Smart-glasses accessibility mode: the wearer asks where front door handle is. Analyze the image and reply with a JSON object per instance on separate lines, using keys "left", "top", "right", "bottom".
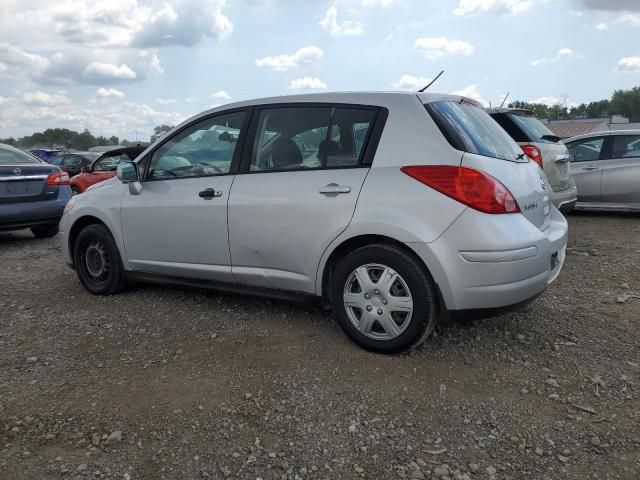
{"left": 582, "top": 166, "right": 600, "bottom": 171}
{"left": 319, "top": 183, "right": 351, "bottom": 196}
{"left": 199, "top": 188, "right": 223, "bottom": 199}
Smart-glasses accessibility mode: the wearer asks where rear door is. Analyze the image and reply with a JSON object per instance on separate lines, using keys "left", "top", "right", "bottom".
{"left": 601, "top": 134, "right": 640, "bottom": 205}
{"left": 566, "top": 136, "right": 606, "bottom": 203}
{"left": 227, "top": 104, "right": 384, "bottom": 294}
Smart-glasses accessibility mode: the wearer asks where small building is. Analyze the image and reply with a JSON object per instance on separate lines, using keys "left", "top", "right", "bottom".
{"left": 542, "top": 115, "right": 640, "bottom": 139}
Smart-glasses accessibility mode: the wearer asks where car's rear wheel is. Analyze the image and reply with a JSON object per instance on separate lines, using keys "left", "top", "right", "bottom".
{"left": 31, "top": 224, "right": 59, "bottom": 238}
{"left": 74, "top": 224, "right": 125, "bottom": 295}
{"left": 332, "top": 244, "right": 438, "bottom": 354}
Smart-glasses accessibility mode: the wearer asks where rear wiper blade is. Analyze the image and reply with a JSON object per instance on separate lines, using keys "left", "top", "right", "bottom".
{"left": 516, "top": 152, "right": 527, "bottom": 161}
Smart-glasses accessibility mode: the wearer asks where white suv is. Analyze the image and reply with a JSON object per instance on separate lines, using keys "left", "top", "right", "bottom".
{"left": 60, "top": 92, "right": 568, "bottom": 353}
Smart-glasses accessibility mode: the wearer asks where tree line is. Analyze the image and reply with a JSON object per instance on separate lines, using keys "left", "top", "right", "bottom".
{"left": 0, "top": 128, "right": 146, "bottom": 150}
{"left": 508, "top": 86, "right": 640, "bottom": 122}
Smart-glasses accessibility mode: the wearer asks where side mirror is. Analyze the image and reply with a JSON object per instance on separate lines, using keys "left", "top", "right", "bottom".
{"left": 116, "top": 161, "right": 139, "bottom": 184}
{"left": 80, "top": 166, "right": 89, "bottom": 174}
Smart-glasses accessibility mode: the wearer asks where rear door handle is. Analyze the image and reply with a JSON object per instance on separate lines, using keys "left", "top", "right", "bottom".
{"left": 582, "top": 166, "right": 600, "bottom": 171}
{"left": 319, "top": 183, "right": 351, "bottom": 196}
{"left": 199, "top": 188, "right": 223, "bottom": 199}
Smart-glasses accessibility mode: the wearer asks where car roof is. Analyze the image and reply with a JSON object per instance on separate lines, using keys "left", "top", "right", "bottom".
{"left": 563, "top": 129, "right": 640, "bottom": 143}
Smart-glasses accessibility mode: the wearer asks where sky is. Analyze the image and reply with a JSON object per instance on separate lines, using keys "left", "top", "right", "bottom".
{"left": 0, "top": 0, "right": 639, "bottom": 141}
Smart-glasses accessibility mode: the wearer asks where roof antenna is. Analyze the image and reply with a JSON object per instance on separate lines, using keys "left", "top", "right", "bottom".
{"left": 499, "top": 92, "right": 510, "bottom": 108}
{"left": 419, "top": 70, "right": 444, "bottom": 92}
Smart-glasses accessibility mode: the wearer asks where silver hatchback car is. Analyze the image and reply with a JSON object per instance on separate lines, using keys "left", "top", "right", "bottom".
{"left": 60, "top": 92, "right": 568, "bottom": 353}
{"left": 565, "top": 130, "right": 640, "bottom": 211}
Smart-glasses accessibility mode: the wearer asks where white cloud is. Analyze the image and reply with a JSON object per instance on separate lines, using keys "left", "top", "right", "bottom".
{"left": 211, "top": 90, "right": 231, "bottom": 100}
{"left": 156, "top": 98, "right": 177, "bottom": 106}
{"left": 288, "top": 77, "right": 328, "bottom": 90}
{"left": 617, "top": 56, "right": 640, "bottom": 71}
{"left": 531, "top": 47, "right": 576, "bottom": 66}
{"left": 319, "top": 6, "right": 364, "bottom": 37}
{"left": 96, "top": 87, "right": 125, "bottom": 99}
{"left": 451, "top": 84, "right": 488, "bottom": 107}
{"left": 82, "top": 62, "right": 137, "bottom": 82}
{"left": 50, "top": 0, "right": 233, "bottom": 49}
{"left": 256, "top": 46, "right": 324, "bottom": 71}
{"left": 21, "top": 90, "right": 70, "bottom": 106}
{"left": 414, "top": 37, "right": 474, "bottom": 60}
{"left": 453, "top": 0, "right": 533, "bottom": 16}
{"left": 391, "top": 74, "right": 432, "bottom": 90}
{"left": 0, "top": 42, "right": 49, "bottom": 76}
{"left": 185, "top": 96, "right": 196, "bottom": 103}
{"left": 616, "top": 14, "right": 640, "bottom": 26}
{"left": 595, "top": 22, "right": 608, "bottom": 30}
{"left": 579, "top": 0, "right": 640, "bottom": 12}
{"left": 0, "top": 95, "right": 9, "bottom": 105}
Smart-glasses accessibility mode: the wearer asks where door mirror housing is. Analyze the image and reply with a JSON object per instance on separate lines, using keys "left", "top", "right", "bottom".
{"left": 116, "top": 161, "right": 139, "bottom": 183}
{"left": 80, "top": 166, "right": 89, "bottom": 174}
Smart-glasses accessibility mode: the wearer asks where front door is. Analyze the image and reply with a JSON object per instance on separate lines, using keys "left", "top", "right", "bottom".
{"left": 120, "top": 109, "right": 248, "bottom": 282}
{"left": 567, "top": 136, "right": 606, "bottom": 203}
{"left": 227, "top": 105, "right": 381, "bottom": 294}
{"left": 601, "top": 134, "right": 640, "bottom": 205}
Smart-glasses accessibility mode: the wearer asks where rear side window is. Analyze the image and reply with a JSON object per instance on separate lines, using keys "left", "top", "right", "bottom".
{"left": 611, "top": 135, "right": 640, "bottom": 159}
{"left": 0, "top": 145, "right": 40, "bottom": 164}
{"left": 250, "top": 106, "right": 377, "bottom": 172}
{"left": 490, "top": 113, "right": 528, "bottom": 142}
{"left": 508, "top": 114, "right": 559, "bottom": 143}
{"left": 426, "top": 101, "right": 523, "bottom": 162}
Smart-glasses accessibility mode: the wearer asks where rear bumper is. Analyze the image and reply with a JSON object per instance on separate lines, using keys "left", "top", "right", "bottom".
{"left": 0, "top": 188, "right": 71, "bottom": 231}
{"left": 550, "top": 178, "right": 578, "bottom": 210}
{"left": 408, "top": 207, "right": 568, "bottom": 311}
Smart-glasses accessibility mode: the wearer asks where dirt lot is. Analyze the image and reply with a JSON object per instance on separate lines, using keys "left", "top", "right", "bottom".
{"left": 0, "top": 212, "right": 639, "bottom": 480}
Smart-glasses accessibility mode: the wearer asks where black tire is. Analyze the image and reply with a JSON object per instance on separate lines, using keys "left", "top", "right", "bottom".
{"left": 331, "top": 243, "right": 438, "bottom": 354}
{"left": 73, "top": 224, "right": 126, "bottom": 295}
{"left": 31, "top": 224, "right": 59, "bottom": 238}
{"left": 71, "top": 186, "right": 81, "bottom": 195}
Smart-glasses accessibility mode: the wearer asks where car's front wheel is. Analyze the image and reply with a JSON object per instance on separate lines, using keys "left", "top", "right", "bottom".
{"left": 31, "top": 224, "right": 59, "bottom": 238}
{"left": 332, "top": 244, "right": 438, "bottom": 354}
{"left": 74, "top": 224, "right": 126, "bottom": 295}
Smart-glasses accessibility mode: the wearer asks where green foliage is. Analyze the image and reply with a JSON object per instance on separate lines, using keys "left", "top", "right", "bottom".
{"left": 150, "top": 125, "right": 174, "bottom": 143}
{"left": 509, "top": 86, "right": 640, "bottom": 121}
{"left": 1, "top": 128, "right": 145, "bottom": 150}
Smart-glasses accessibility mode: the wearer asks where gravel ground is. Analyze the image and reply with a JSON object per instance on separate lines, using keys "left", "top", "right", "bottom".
{"left": 1, "top": 212, "right": 639, "bottom": 480}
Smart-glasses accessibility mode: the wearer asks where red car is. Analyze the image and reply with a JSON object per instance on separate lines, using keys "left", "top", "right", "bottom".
{"left": 70, "top": 146, "right": 145, "bottom": 194}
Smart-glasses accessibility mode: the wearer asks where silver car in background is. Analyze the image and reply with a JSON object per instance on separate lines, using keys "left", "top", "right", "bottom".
{"left": 564, "top": 130, "right": 640, "bottom": 211}
{"left": 60, "top": 92, "right": 568, "bottom": 353}
{"left": 487, "top": 108, "right": 578, "bottom": 213}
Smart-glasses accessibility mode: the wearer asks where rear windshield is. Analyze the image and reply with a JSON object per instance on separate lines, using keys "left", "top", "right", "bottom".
{"left": 0, "top": 145, "right": 41, "bottom": 165}
{"left": 426, "top": 101, "right": 523, "bottom": 162}
{"left": 508, "top": 114, "right": 558, "bottom": 143}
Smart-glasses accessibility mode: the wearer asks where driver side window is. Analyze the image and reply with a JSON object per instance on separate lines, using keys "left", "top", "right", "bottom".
{"left": 147, "top": 111, "right": 246, "bottom": 180}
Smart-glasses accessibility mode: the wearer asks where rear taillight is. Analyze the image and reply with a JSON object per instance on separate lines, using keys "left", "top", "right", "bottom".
{"left": 400, "top": 165, "right": 520, "bottom": 214}
{"left": 46, "top": 171, "right": 70, "bottom": 186}
{"left": 521, "top": 145, "right": 543, "bottom": 168}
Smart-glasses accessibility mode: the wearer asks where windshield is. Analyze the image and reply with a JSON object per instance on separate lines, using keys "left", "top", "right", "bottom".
{"left": 426, "top": 101, "right": 524, "bottom": 162}
{"left": 509, "top": 114, "right": 558, "bottom": 143}
{"left": 0, "top": 145, "right": 41, "bottom": 165}
{"left": 80, "top": 153, "right": 101, "bottom": 162}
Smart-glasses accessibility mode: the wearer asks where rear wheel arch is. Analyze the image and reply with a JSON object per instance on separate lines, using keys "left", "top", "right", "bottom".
{"left": 320, "top": 234, "right": 444, "bottom": 314}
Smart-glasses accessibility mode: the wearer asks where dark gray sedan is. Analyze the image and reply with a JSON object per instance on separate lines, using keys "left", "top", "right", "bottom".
{"left": 0, "top": 143, "right": 72, "bottom": 238}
